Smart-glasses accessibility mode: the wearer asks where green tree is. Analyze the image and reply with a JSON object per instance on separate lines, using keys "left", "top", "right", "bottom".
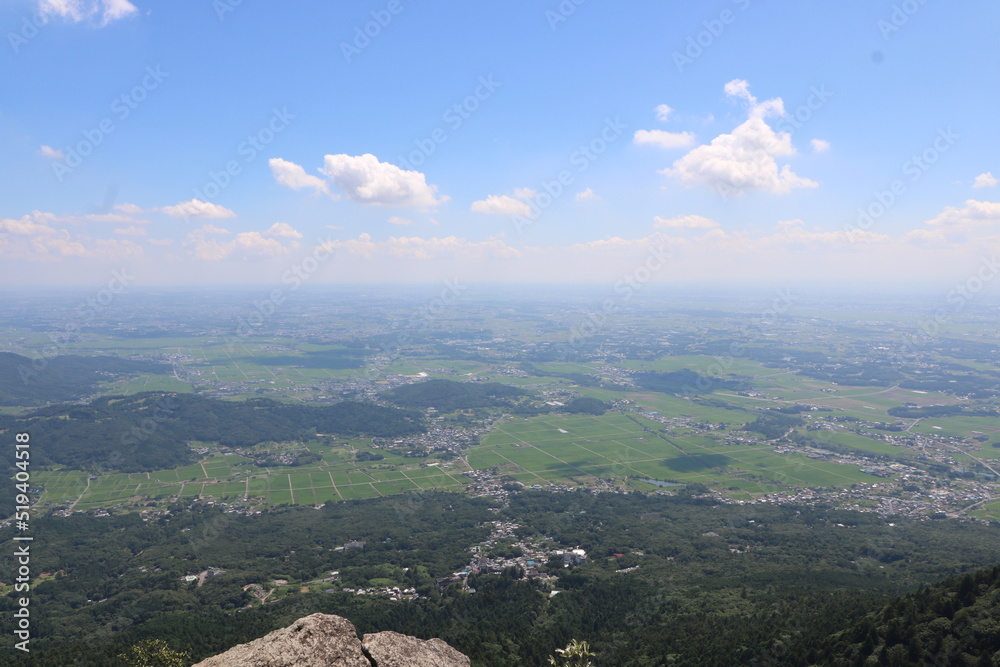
{"left": 548, "top": 638, "right": 595, "bottom": 666}
{"left": 118, "top": 639, "right": 190, "bottom": 667}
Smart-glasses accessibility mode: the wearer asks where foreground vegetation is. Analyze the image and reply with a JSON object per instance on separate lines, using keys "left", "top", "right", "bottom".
{"left": 3, "top": 491, "right": 1000, "bottom": 665}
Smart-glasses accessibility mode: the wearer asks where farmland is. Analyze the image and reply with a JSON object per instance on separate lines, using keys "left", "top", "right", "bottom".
{"left": 2, "top": 287, "right": 998, "bottom": 521}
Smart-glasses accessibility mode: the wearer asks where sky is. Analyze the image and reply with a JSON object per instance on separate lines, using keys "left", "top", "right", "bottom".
{"left": 1, "top": 0, "right": 999, "bottom": 292}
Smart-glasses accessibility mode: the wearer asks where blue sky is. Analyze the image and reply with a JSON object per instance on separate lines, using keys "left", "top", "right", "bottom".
{"left": 1, "top": 0, "right": 998, "bottom": 289}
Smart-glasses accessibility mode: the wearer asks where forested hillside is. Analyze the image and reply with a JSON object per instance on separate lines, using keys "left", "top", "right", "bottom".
{"left": 823, "top": 564, "right": 1000, "bottom": 665}
{"left": 0, "top": 392, "right": 425, "bottom": 472}
{"left": 3, "top": 491, "right": 1000, "bottom": 666}
{"left": 381, "top": 379, "right": 526, "bottom": 411}
{"left": 0, "top": 352, "right": 170, "bottom": 405}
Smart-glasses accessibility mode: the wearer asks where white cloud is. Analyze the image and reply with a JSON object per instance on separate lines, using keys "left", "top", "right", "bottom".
{"left": 269, "top": 158, "right": 330, "bottom": 196}
{"left": 271, "top": 154, "right": 446, "bottom": 207}
{"left": 184, "top": 224, "right": 296, "bottom": 261}
{"left": 653, "top": 214, "right": 719, "bottom": 229}
{"left": 664, "top": 115, "right": 816, "bottom": 195}
{"left": 98, "top": 0, "right": 136, "bottom": 23}
{"left": 320, "top": 154, "right": 447, "bottom": 207}
{"left": 973, "top": 172, "right": 998, "bottom": 189}
{"left": 724, "top": 78, "right": 785, "bottom": 119}
{"left": 0, "top": 212, "right": 57, "bottom": 236}
{"left": 0, "top": 210, "right": 145, "bottom": 261}
{"left": 655, "top": 104, "right": 673, "bottom": 122}
{"left": 811, "top": 139, "right": 831, "bottom": 153}
{"left": 113, "top": 225, "right": 147, "bottom": 236}
{"left": 37, "top": 0, "right": 138, "bottom": 26}
{"left": 263, "top": 222, "right": 303, "bottom": 239}
{"left": 575, "top": 188, "right": 599, "bottom": 202}
{"left": 159, "top": 199, "right": 236, "bottom": 219}
{"left": 647, "top": 82, "right": 816, "bottom": 196}
{"left": 388, "top": 216, "right": 413, "bottom": 226}
{"left": 723, "top": 79, "right": 753, "bottom": 103}
{"left": 926, "top": 200, "right": 1000, "bottom": 228}
{"left": 633, "top": 129, "right": 695, "bottom": 149}
{"left": 114, "top": 203, "right": 143, "bottom": 214}
{"left": 471, "top": 194, "right": 533, "bottom": 217}
{"left": 39, "top": 145, "right": 64, "bottom": 160}
{"left": 329, "top": 233, "right": 521, "bottom": 261}
{"left": 765, "top": 219, "right": 888, "bottom": 247}
{"left": 513, "top": 187, "right": 538, "bottom": 200}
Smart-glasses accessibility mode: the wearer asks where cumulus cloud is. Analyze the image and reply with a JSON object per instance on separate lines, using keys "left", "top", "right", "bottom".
{"left": 37, "top": 0, "right": 138, "bottom": 26}
{"left": 655, "top": 104, "right": 673, "bottom": 122}
{"left": 184, "top": 224, "right": 297, "bottom": 261}
{"left": 471, "top": 194, "right": 533, "bottom": 217}
{"left": 159, "top": 199, "right": 236, "bottom": 219}
{"left": 647, "top": 81, "right": 816, "bottom": 196}
{"left": 263, "top": 222, "right": 303, "bottom": 239}
{"left": 114, "top": 203, "right": 143, "bottom": 214}
{"left": 633, "top": 129, "right": 695, "bottom": 149}
{"left": 653, "top": 214, "right": 720, "bottom": 229}
{"left": 39, "top": 145, "right": 64, "bottom": 160}
{"left": 664, "top": 119, "right": 816, "bottom": 195}
{"left": 575, "top": 188, "right": 599, "bottom": 202}
{"left": 925, "top": 200, "right": 1000, "bottom": 229}
{"left": 973, "top": 172, "right": 998, "bottom": 189}
{"left": 269, "top": 158, "right": 330, "bottom": 196}
{"left": 811, "top": 139, "right": 831, "bottom": 153}
{"left": 271, "top": 154, "right": 446, "bottom": 207}
{"left": 0, "top": 212, "right": 57, "bottom": 236}
{"left": 320, "top": 154, "right": 446, "bottom": 207}
{"left": 724, "top": 78, "right": 785, "bottom": 119}
{"left": 388, "top": 216, "right": 413, "bottom": 226}
{"left": 0, "top": 210, "right": 145, "bottom": 261}
{"left": 663, "top": 81, "right": 816, "bottom": 196}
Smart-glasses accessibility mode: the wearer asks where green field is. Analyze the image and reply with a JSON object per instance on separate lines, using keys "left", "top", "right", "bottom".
{"left": 8, "top": 321, "right": 999, "bottom": 521}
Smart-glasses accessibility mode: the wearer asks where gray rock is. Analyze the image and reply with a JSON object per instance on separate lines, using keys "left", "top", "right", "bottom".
{"left": 363, "top": 630, "right": 472, "bottom": 667}
{"left": 192, "top": 613, "right": 470, "bottom": 667}
{"left": 192, "top": 613, "right": 369, "bottom": 667}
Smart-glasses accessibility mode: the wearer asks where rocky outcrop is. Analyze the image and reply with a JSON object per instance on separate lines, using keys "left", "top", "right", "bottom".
{"left": 192, "top": 613, "right": 469, "bottom": 667}
{"left": 362, "top": 630, "right": 471, "bottom": 667}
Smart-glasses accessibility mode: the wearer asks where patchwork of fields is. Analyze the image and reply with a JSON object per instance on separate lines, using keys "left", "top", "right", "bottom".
{"left": 7, "top": 328, "right": 1000, "bottom": 520}
{"left": 35, "top": 441, "right": 468, "bottom": 511}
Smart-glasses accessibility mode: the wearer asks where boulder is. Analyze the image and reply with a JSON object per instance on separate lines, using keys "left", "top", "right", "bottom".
{"left": 192, "top": 613, "right": 470, "bottom": 667}
{"left": 363, "top": 630, "right": 471, "bottom": 666}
